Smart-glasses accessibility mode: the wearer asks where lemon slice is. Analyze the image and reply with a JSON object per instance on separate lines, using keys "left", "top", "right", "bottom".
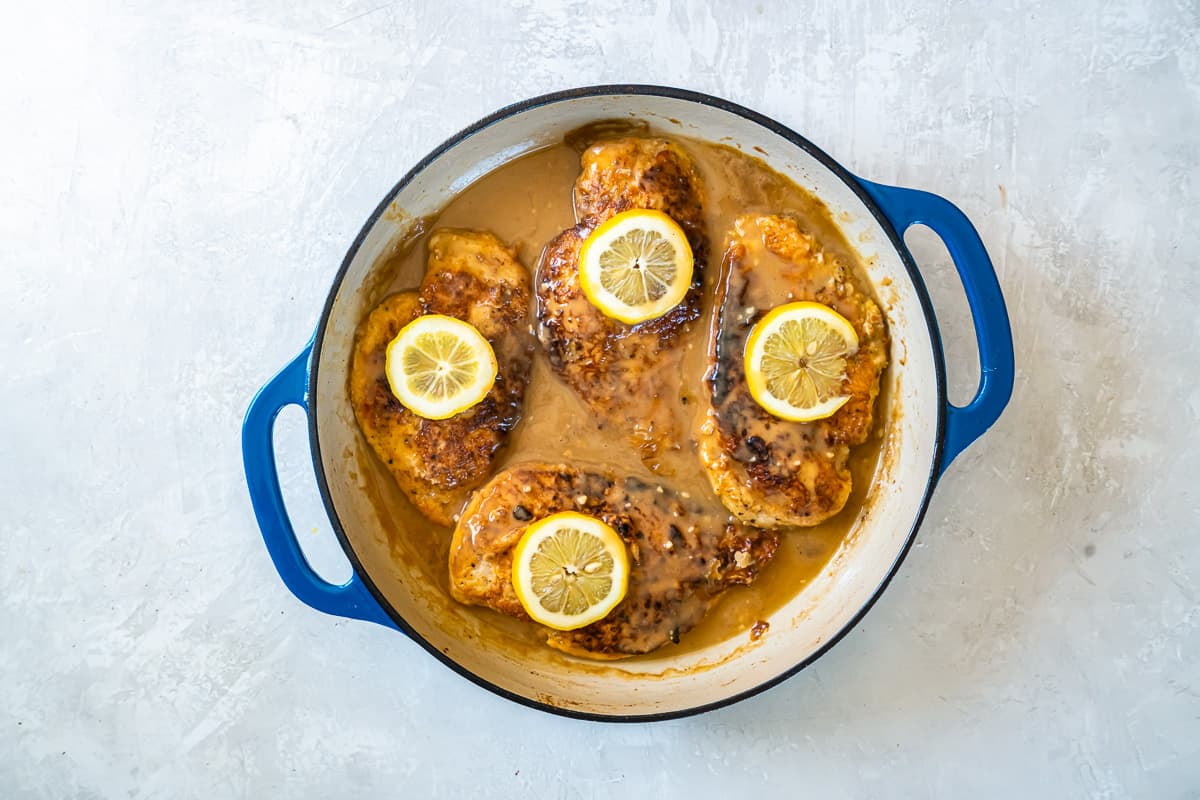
{"left": 511, "top": 511, "right": 630, "bottom": 631}
{"left": 384, "top": 314, "right": 498, "bottom": 420}
{"left": 578, "top": 209, "right": 694, "bottom": 324}
{"left": 744, "top": 301, "right": 860, "bottom": 422}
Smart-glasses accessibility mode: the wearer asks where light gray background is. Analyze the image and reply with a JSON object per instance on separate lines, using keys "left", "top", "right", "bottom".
{"left": 3, "top": 1, "right": 1197, "bottom": 797}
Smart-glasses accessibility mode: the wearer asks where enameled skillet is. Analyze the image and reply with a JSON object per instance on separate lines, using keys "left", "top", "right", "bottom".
{"left": 242, "top": 86, "right": 1014, "bottom": 721}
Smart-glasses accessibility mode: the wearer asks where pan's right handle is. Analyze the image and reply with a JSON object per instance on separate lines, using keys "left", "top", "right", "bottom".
{"left": 857, "top": 179, "right": 1015, "bottom": 473}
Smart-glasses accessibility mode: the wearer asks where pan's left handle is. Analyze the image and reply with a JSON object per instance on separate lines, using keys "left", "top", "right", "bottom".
{"left": 242, "top": 343, "right": 396, "bottom": 629}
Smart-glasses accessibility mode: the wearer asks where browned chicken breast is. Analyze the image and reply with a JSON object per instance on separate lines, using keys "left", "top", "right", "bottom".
{"left": 698, "top": 215, "right": 889, "bottom": 527}
{"left": 536, "top": 138, "right": 707, "bottom": 471}
{"left": 349, "top": 229, "right": 534, "bottom": 526}
{"left": 448, "top": 462, "right": 778, "bottom": 658}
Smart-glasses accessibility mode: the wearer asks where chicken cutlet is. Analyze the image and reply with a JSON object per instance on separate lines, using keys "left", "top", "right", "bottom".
{"left": 536, "top": 138, "right": 707, "bottom": 471}
{"left": 448, "top": 462, "right": 778, "bottom": 658}
{"left": 698, "top": 214, "right": 889, "bottom": 528}
{"left": 349, "top": 229, "right": 534, "bottom": 526}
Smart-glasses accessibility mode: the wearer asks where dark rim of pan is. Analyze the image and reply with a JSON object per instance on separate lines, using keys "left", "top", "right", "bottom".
{"left": 305, "top": 84, "right": 948, "bottom": 722}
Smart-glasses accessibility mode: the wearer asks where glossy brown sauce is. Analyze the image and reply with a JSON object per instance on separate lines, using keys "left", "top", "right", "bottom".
{"left": 358, "top": 131, "right": 888, "bottom": 658}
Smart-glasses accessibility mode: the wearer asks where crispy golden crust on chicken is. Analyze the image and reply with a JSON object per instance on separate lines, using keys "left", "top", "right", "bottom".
{"left": 448, "top": 462, "right": 778, "bottom": 658}
{"left": 536, "top": 138, "right": 708, "bottom": 470}
{"left": 349, "top": 229, "right": 534, "bottom": 526}
{"left": 698, "top": 215, "right": 888, "bottom": 528}
{"left": 573, "top": 138, "right": 707, "bottom": 247}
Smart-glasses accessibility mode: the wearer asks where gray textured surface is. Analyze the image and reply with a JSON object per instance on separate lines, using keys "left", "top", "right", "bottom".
{"left": 3, "top": 1, "right": 1199, "bottom": 797}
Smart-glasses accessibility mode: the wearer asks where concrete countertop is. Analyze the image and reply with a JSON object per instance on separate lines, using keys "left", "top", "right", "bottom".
{"left": 3, "top": 1, "right": 1197, "bottom": 797}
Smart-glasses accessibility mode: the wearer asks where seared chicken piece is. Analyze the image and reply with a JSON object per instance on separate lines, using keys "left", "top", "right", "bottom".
{"left": 537, "top": 138, "right": 707, "bottom": 470}
{"left": 698, "top": 215, "right": 888, "bottom": 527}
{"left": 350, "top": 229, "right": 534, "bottom": 526}
{"left": 449, "top": 462, "right": 778, "bottom": 658}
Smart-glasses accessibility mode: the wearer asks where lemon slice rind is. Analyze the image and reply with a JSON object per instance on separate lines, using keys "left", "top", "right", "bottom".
{"left": 743, "top": 301, "right": 859, "bottom": 423}
{"left": 384, "top": 314, "right": 498, "bottom": 421}
{"left": 511, "top": 511, "right": 630, "bottom": 632}
{"left": 578, "top": 209, "right": 694, "bottom": 325}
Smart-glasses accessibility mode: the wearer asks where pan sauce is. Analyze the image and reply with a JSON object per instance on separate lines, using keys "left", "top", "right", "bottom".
{"left": 354, "top": 129, "right": 888, "bottom": 658}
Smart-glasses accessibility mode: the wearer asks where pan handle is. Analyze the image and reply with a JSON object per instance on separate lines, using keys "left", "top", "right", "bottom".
{"left": 242, "top": 343, "right": 396, "bottom": 628}
{"left": 856, "top": 179, "right": 1015, "bottom": 473}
